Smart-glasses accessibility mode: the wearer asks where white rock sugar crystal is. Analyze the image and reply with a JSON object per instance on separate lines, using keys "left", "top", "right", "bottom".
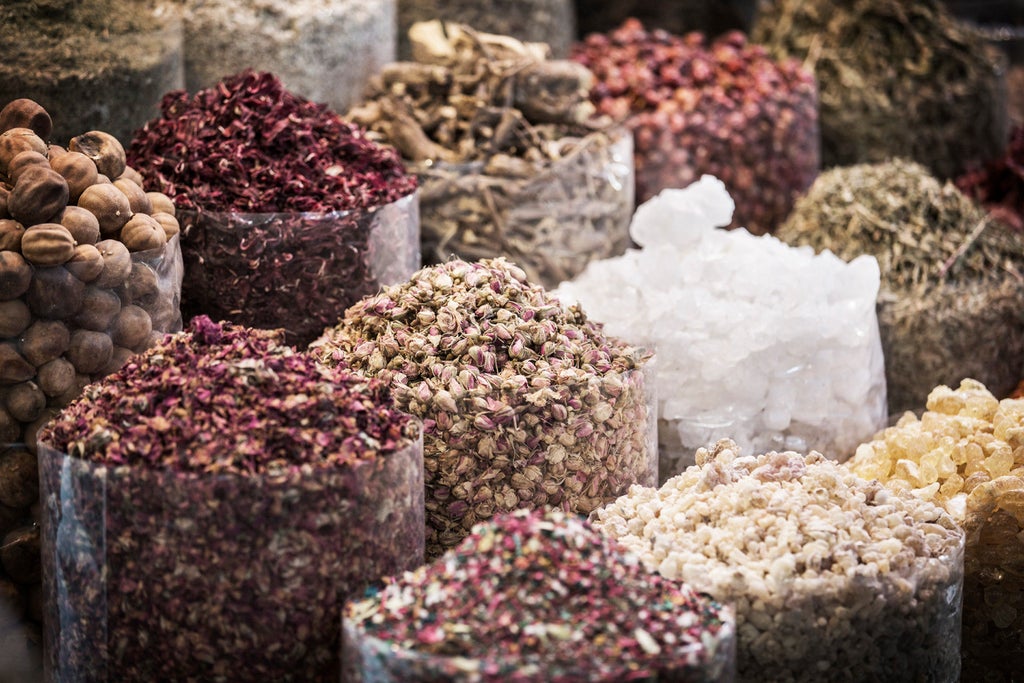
{"left": 555, "top": 176, "right": 887, "bottom": 481}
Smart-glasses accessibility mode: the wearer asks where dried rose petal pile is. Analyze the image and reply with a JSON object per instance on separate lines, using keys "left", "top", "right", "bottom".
{"left": 127, "top": 70, "right": 417, "bottom": 213}
{"left": 43, "top": 315, "right": 417, "bottom": 473}
{"left": 344, "top": 508, "right": 734, "bottom": 682}
{"left": 572, "top": 18, "right": 819, "bottom": 235}
{"left": 314, "top": 257, "right": 655, "bottom": 557}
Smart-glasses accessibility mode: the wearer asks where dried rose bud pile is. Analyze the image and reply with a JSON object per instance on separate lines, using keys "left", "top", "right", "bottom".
{"left": 39, "top": 316, "right": 424, "bottom": 681}
{"left": 127, "top": 70, "right": 420, "bottom": 345}
{"left": 314, "top": 257, "right": 655, "bottom": 557}
{"left": 595, "top": 439, "right": 965, "bottom": 682}
{"left": 343, "top": 508, "right": 735, "bottom": 682}
{"left": 846, "top": 379, "right": 1024, "bottom": 682}
{"left": 349, "top": 21, "right": 633, "bottom": 287}
{"left": 572, "top": 18, "right": 819, "bottom": 235}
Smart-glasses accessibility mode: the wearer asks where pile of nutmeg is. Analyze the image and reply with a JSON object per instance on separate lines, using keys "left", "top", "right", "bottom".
{"left": 0, "top": 98, "right": 183, "bottom": 646}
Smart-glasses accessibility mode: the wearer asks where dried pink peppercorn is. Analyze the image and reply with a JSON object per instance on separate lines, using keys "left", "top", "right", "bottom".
{"left": 572, "top": 19, "right": 819, "bottom": 235}
{"left": 39, "top": 316, "right": 424, "bottom": 682}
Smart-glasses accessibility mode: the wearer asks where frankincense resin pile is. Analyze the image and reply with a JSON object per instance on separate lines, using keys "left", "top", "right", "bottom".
{"left": 594, "top": 439, "right": 964, "bottom": 683}
{"left": 343, "top": 508, "right": 735, "bottom": 682}
{"left": 314, "top": 257, "right": 655, "bottom": 557}
{"left": 846, "top": 379, "right": 1024, "bottom": 682}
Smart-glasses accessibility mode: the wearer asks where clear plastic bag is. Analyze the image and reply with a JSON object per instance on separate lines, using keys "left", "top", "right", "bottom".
{"left": 177, "top": 190, "right": 419, "bottom": 346}
{"left": 416, "top": 129, "right": 633, "bottom": 289}
{"left": 39, "top": 428, "right": 424, "bottom": 682}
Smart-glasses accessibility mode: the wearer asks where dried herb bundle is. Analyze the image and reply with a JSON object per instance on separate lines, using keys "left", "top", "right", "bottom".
{"left": 314, "top": 258, "right": 656, "bottom": 558}
{"left": 343, "top": 508, "right": 734, "bottom": 682}
{"left": 776, "top": 159, "right": 1024, "bottom": 413}
{"left": 753, "top": 0, "right": 1008, "bottom": 179}
{"left": 956, "top": 125, "right": 1024, "bottom": 231}
{"left": 573, "top": 19, "right": 819, "bottom": 235}
{"left": 398, "top": 0, "right": 576, "bottom": 59}
{"left": 40, "top": 317, "right": 424, "bottom": 681}
{"left": 349, "top": 22, "right": 633, "bottom": 288}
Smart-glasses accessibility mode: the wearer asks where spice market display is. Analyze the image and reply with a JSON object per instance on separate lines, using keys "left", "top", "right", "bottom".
{"left": 572, "top": 18, "right": 819, "bottom": 235}
{"left": 776, "top": 159, "right": 1024, "bottom": 415}
{"left": 127, "top": 70, "right": 420, "bottom": 346}
{"left": 343, "top": 508, "right": 736, "bottom": 682}
{"left": 556, "top": 176, "right": 886, "bottom": 480}
{"left": 313, "top": 257, "right": 656, "bottom": 558}
{"left": 179, "top": 0, "right": 396, "bottom": 114}
{"left": 0, "top": 0, "right": 184, "bottom": 145}
{"left": 595, "top": 439, "right": 966, "bottom": 682}
{"left": 349, "top": 21, "right": 634, "bottom": 288}
{"left": 4, "top": 0, "right": 1024, "bottom": 680}
{"left": 0, "top": 97, "right": 184, "bottom": 662}
{"left": 846, "top": 379, "right": 1024, "bottom": 683}
{"left": 39, "top": 317, "right": 424, "bottom": 681}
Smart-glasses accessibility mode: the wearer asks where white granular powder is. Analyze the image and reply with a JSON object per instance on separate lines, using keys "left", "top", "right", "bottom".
{"left": 183, "top": 0, "right": 395, "bottom": 112}
{"left": 593, "top": 439, "right": 965, "bottom": 683}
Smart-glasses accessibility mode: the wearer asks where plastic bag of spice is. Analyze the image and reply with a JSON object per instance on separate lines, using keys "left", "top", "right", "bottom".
{"left": 0, "top": 1, "right": 184, "bottom": 146}
{"left": 348, "top": 21, "right": 634, "bottom": 289}
{"left": 342, "top": 508, "right": 736, "bottom": 682}
{"left": 128, "top": 70, "right": 420, "bottom": 347}
{"left": 38, "top": 318, "right": 425, "bottom": 682}
{"left": 571, "top": 19, "right": 819, "bottom": 236}
{"left": 176, "top": 193, "right": 419, "bottom": 347}
{"left": 313, "top": 258, "right": 658, "bottom": 559}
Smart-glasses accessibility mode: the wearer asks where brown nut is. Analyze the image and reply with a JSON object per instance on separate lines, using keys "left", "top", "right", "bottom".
{"left": 65, "top": 243, "right": 104, "bottom": 283}
{"left": 68, "top": 131, "right": 126, "bottom": 179}
{"left": 46, "top": 144, "right": 67, "bottom": 160}
{"left": 3, "top": 380, "right": 46, "bottom": 422}
{"left": 20, "top": 223, "right": 75, "bottom": 266}
{"left": 35, "top": 357, "right": 75, "bottom": 397}
{"left": 51, "top": 373, "right": 90, "bottom": 408}
{"left": 0, "top": 185, "right": 9, "bottom": 220}
{"left": 146, "top": 191, "right": 176, "bottom": 217}
{"left": 59, "top": 205, "right": 100, "bottom": 245}
{"left": 98, "top": 345, "right": 135, "bottom": 376}
{"left": 124, "top": 261, "right": 159, "bottom": 305}
{"left": 0, "top": 300, "right": 31, "bottom": 338}
{"left": 0, "top": 219, "right": 25, "bottom": 252}
{"left": 0, "top": 128, "right": 47, "bottom": 175}
{"left": 112, "top": 177, "right": 152, "bottom": 215}
{"left": 111, "top": 305, "right": 152, "bottom": 349}
{"left": 150, "top": 211, "right": 180, "bottom": 240}
{"left": 0, "top": 251, "right": 31, "bottom": 300}
{"left": 119, "top": 213, "right": 166, "bottom": 252}
{"left": 1, "top": 524, "right": 41, "bottom": 582}
{"left": 117, "top": 166, "right": 145, "bottom": 187}
{"left": 73, "top": 286, "right": 121, "bottom": 331}
{"left": 93, "top": 238, "right": 131, "bottom": 288}
{"left": 78, "top": 183, "right": 131, "bottom": 235}
{"left": 50, "top": 151, "right": 98, "bottom": 203}
{"left": 66, "top": 329, "right": 113, "bottom": 375}
{"left": 0, "top": 344, "right": 33, "bottom": 385}
{"left": 0, "top": 449, "right": 38, "bottom": 508}
{"left": 26, "top": 266, "right": 85, "bottom": 320}
{"left": 7, "top": 150, "right": 49, "bottom": 185}
{"left": 7, "top": 166, "right": 69, "bottom": 226}
{"left": 0, "top": 99, "right": 52, "bottom": 139}
{"left": 0, "top": 407, "right": 18, "bottom": 444}
{"left": 19, "top": 319, "right": 70, "bottom": 366}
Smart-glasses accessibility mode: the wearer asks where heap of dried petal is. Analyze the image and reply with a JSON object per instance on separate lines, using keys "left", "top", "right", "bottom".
{"left": 344, "top": 508, "right": 733, "bottom": 682}
{"left": 42, "top": 316, "right": 417, "bottom": 474}
{"left": 314, "top": 257, "right": 655, "bottom": 556}
{"left": 127, "top": 70, "right": 417, "bottom": 213}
